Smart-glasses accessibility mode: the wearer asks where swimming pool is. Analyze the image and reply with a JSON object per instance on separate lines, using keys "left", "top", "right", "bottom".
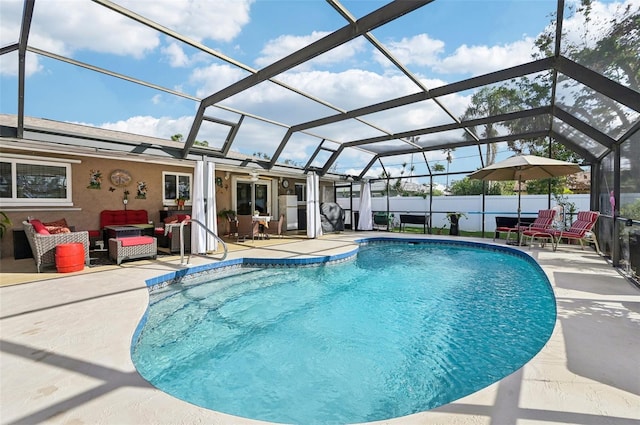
{"left": 132, "top": 240, "right": 556, "bottom": 424}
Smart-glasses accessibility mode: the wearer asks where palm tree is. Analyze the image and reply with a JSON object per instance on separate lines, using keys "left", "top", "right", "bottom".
{"left": 460, "top": 86, "right": 520, "bottom": 166}
{"left": 442, "top": 148, "right": 455, "bottom": 190}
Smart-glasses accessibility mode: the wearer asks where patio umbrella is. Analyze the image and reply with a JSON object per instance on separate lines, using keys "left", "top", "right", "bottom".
{"left": 468, "top": 154, "right": 582, "bottom": 225}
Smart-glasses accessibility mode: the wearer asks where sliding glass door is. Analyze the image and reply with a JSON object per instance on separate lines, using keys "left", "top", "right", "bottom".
{"left": 236, "top": 180, "right": 270, "bottom": 215}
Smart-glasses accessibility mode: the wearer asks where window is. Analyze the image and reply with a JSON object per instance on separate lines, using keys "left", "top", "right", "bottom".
{"left": 0, "top": 157, "right": 72, "bottom": 205}
{"left": 295, "top": 183, "right": 306, "bottom": 202}
{"left": 163, "top": 171, "right": 192, "bottom": 206}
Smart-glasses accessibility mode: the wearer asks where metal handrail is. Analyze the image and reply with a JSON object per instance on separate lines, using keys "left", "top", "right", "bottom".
{"left": 179, "top": 218, "right": 228, "bottom": 266}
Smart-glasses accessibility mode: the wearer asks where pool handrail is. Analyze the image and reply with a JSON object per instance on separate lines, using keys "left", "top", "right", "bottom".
{"left": 179, "top": 218, "right": 228, "bottom": 265}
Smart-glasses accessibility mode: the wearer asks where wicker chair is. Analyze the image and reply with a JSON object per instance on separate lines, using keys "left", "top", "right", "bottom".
{"left": 22, "top": 221, "right": 90, "bottom": 273}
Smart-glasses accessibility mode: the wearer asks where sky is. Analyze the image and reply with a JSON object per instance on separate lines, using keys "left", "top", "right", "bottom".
{"left": 0, "top": 0, "right": 637, "bottom": 188}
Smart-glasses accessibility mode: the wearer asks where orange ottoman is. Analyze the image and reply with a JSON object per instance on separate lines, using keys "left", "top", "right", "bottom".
{"left": 56, "top": 242, "right": 85, "bottom": 273}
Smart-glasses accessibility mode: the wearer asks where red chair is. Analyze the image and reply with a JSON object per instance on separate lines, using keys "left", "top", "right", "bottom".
{"left": 524, "top": 211, "right": 600, "bottom": 253}
{"left": 517, "top": 209, "right": 557, "bottom": 245}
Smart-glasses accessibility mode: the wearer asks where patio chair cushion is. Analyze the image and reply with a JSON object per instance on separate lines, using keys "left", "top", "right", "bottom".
{"left": 120, "top": 236, "right": 154, "bottom": 247}
{"left": 30, "top": 219, "right": 50, "bottom": 235}
{"left": 100, "top": 209, "right": 149, "bottom": 229}
{"left": 164, "top": 214, "right": 190, "bottom": 224}
{"left": 43, "top": 218, "right": 68, "bottom": 228}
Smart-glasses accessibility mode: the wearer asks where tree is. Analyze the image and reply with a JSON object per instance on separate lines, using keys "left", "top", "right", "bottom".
{"left": 531, "top": 0, "right": 638, "bottom": 161}
{"left": 460, "top": 86, "right": 520, "bottom": 166}
{"left": 171, "top": 133, "right": 208, "bottom": 146}
{"left": 449, "top": 178, "right": 502, "bottom": 196}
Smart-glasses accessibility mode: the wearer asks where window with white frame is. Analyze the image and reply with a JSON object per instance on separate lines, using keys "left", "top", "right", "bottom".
{"left": 163, "top": 171, "right": 192, "bottom": 206}
{"left": 295, "top": 182, "right": 306, "bottom": 203}
{"left": 0, "top": 156, "right": 72, "bottom": 205}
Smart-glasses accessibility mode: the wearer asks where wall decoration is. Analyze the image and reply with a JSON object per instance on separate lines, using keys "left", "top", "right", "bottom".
{"left": 216, "top": 177, "right": 223, "bottom": 187}
{"left": 87, "top": 169, "right": 102, "bottom": 189}
{"left": 136, "top": 181, "right": 148, "bottom": 199}
{"left": 109, "top": 187, "right": 116, "bottom": 192}
{"left": 110, "top": 169, "right": 132, "bottom": 187}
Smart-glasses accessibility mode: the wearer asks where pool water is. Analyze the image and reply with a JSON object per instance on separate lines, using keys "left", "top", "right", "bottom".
{"left": 132, "top": 241, "right": 556, "bottom": 424}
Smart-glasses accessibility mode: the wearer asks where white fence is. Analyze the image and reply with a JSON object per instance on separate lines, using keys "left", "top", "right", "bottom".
{"left": 337, "top": 194, "right": 592, "bottom": 233}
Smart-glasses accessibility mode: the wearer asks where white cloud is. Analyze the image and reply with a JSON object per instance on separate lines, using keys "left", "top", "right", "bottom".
{"left": 376, "top": 31, "right": 536, "bottom": 77}
{"left": 97, "top": 115, "right": 195, "bottom": 140}
{"left": 120, "top": 0, "right": 252, "bottom": 43}
{"left": 189, "top": 63, "right": 250, "bottom": 98}
{"left": 161, "top": 42, "right": 190, "bottom": 67}
{"left": 26, "top": 1, "right": 160, "bottom": 58}
{"left": 0, "top": 51, "right": 43, "bottom": 77}
{"left": 1, "top": 0, "right": 252, "bottom": 66}
{"left": 435, "top": 38, "right": 536, "bottom": 76}
{"left": 255, "top": 31, "right": 367, "bottom": 68}
{"left": 373, "top": 34, "right": 445, "bottom": 68}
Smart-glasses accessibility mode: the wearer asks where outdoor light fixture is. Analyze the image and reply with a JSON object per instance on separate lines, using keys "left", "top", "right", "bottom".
{"left": 224, "top": 171, "right": 230, "bottom": 180}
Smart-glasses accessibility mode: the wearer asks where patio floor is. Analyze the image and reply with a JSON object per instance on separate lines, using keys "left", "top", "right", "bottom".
{"left": 1, "top": 231, "right": 639, "bottom": 425}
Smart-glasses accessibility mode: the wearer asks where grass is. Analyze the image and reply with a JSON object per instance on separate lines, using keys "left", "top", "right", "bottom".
{"left": 390, "top": 226, "right": 494, "bottom": 239}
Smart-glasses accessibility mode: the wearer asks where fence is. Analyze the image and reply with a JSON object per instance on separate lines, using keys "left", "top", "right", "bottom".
{"left": 337, "top": 194, "right": 591, "bottom": 233}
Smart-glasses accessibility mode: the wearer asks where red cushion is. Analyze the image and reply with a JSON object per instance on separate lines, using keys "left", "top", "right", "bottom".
{"left": 126, "top": 210, "right": 148, "bottom": 224}
{"left": 100, "top": 210, "right": 149, "bottom": 228}
{"left": 164, "top": 215, "right": 179, "bottom": 224}
{"left": 177, "top": 214, "right": 191, "bottom": 222}
{"left": 496, "top": 226, "right": 515, "bottom": 232}
{"left": 43, "top": 218, "right": 68, "bottom": 228}
{"left": 119, "top": 236, "right": 154, "bottom": 247}
{"left": 88, "top": 230, "right": 101, "bottom": 237}
{"left": 30, "top": 219, "right": 50, "bottom": 235}
{"left": 47, "top": 226, "right": 71, "bottom": 234}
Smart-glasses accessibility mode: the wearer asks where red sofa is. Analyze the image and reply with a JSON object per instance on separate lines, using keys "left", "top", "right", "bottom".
{"left": 93, "top": 210, "right": 152, "bottom": 247}
{"left": 100, "top": 209, "right": 149, "bottom": 228}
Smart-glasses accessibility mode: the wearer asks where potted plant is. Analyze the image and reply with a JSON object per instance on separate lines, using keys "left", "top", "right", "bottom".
{"left": 217, "top": 209, "right": 237, "bottom": 235}
{"left": 446, "top": 212, "right": 467, "bottom": 236}
{"left": 0, "top": 211, "right": 12, "bottom": 258}
{"left": 176, "top": 196, "right": 188, "bottom": 210}
{"left": 0, "top": 211, "right": 11, "bottom": 238}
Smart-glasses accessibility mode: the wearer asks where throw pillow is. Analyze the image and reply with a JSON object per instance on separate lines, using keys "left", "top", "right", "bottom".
{"left": 43, "top": 218, "right": 68, "bottom": 228}
{"left": 30, "top": 219, "right": 51, "bottom": 235}
{"left": 43, "top": 218, "right": 71, "bottom": 234}
{"left": 47, "top": 226, "right": 71, "bottom": 234}
{"left": 164, "top": 215, "right": 179, "bottom": 224}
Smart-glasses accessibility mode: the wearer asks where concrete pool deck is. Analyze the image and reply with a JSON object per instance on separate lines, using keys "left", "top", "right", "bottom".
{"left": 1, "top": 232, "right": 639, "bottom": 425}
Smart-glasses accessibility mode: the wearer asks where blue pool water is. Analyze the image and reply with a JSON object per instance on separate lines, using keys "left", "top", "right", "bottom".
{"left": 132, "top": 241, "right": 556, "bottom": 424}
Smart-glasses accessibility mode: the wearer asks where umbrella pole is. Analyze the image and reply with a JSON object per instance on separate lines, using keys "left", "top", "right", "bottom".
{"left": 517, "top": 175, "right": 523, "bottom": 245}
{"left": 517, "top": 175, "right": 522, "bottom": 225}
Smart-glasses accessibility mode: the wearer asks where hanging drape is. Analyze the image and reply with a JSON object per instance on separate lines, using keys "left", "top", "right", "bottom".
{"left": 205, "top": 161, "right": 218, "bottom": 252}
{"left": 306, "top": 172, "right": 322, "bottom": 238}
{"left": 192, "top": 160, "right": 219, "bottom": 254}
{"left": 358, "top": 181, "right": 373, "bottom": 230}
{"left": 191, "top": 161, "right": 206, "bottom": 254}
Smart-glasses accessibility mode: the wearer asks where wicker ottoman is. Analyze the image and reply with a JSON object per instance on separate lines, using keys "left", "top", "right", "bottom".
{"left": 109, "top": 236, "right": 157, "bottom": 265}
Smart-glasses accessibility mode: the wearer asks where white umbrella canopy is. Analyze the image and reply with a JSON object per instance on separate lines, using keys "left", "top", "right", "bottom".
{"left": 468, "top": 155, "right": 582, "bottom": 181}
{"left": 468, "top": 155, "right": 583, "bottom": 230}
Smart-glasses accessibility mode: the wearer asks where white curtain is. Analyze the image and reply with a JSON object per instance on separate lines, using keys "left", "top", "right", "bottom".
{"left": 205, "top": 161, "right": 218, "bottom": 252}
{"left": 192, "top": 160, "right": 218, "bottom": 254}
{"left": 191, "top": 161, "right": 206, "bottom": 254}
{"left": 306, "top": 172, "right": 322, "bottom": 238}
{"left": 358, "top": 181, "right": 373, "bottom": 230}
